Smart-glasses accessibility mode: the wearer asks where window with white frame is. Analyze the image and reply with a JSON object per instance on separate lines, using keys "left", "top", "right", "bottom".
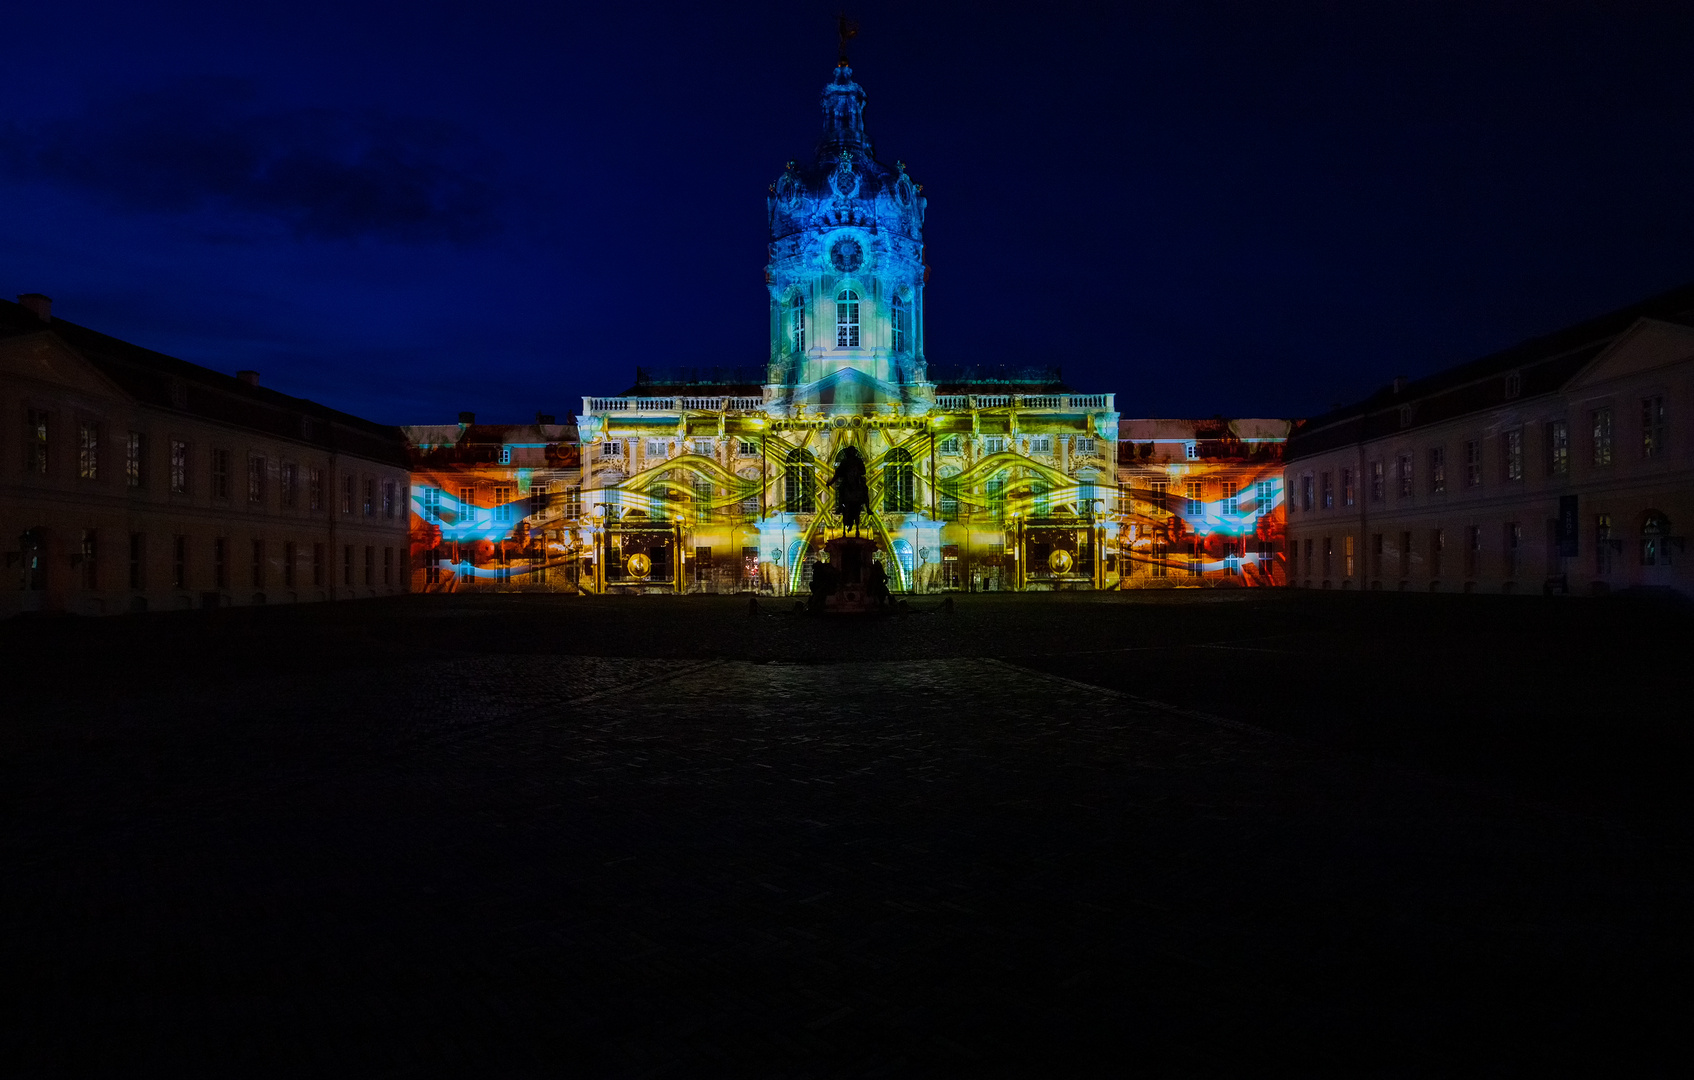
{"left": 737, "top": 439, "right": 759, "bottom": 456}
{"left": 891, "top": 295, "right": 907, "bottom": 353}
{"left": 1028, "top": 435, "right": 1052, "bottom": 454}
{"left": 789, "top": 293, "right": 806, "bottom": 353}
{"left": 1184, "top": 441, "right": 1199, "bottom": 460}
{"left": 498, "top": 446, "right": 512, "bottom": 464}
{"left": 423, "top": 486, "right": 441, "bottom": 522}
{"left": 1221, "top": 484, "right": 1238, "bottom": 516}
{"left": 598, "top": 440, "right": 622, "bottom": 459}
{"left": 835, "top": 289, "right": 860, "bottom": 347}
{"left": 982, "top": 436, "right": 1007, "bottom": 454}
{"left": 494, "top": 485, "right": 513, "bottom": 522}
{"left": 1256, "top": 480, "right": 1273, "bottom": 517}
{"left": 1075, "top": 437, "right": 1096, "bottom": 454}
{"left": 646, "top": 438, "right": 668, "bottom": 458}
{"left": 1185, "top": 481, "right": 1203, "bottom": 516}
{"left": 939, "top": 435, "right": 961, "bottom": 455}
{"left": 692, "top": 438, "right": 713, "bottom": 456}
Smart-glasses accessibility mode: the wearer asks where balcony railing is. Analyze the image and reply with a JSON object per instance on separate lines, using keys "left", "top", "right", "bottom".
{"left": 584, "top": 396, "right": 764, "bottom": 414}
{"left": 931, "top": 393, "right": 1113, "bottom": 411}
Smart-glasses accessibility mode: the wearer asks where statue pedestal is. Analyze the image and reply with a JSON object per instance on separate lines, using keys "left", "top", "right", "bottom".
{"left": 822, "top": 535, "right": 879, "bottom": 613}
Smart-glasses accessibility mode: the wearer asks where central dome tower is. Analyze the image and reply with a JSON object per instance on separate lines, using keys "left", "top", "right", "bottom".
{"left": 766, "top": 61, "right": 927, "bottom": 397}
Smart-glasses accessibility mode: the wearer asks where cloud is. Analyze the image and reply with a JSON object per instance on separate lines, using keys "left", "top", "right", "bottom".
{"left": 0, "top": 77, "right": 501, "bottom": 244}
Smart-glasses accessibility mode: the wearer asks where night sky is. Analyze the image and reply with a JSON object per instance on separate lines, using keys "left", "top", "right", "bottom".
{"left": 6, "top": 2, "right": 1694, "bottom": 425}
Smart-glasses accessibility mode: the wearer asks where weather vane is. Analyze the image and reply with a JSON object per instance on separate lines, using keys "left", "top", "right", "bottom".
{"left": 837, "top": 12, "right": 859, "bottom": 65}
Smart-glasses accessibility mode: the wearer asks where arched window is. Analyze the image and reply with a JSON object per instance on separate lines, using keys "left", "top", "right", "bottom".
{"left": 785, "top": 449, "right": 815, "bottom": 513}
{"left": 836, "top": 290, "right": 860, "bottom": 348}
{"left": 891, "top": 539, "right": 915, "bottom": 590}
{"left": 883, "top": 447, "right": 914, "bottom": 512}
{"left": 891, "top": 296, "right": 907, "bottom": 353}
{"left": 789, "top": 293, "right": 806, "bottom": 354}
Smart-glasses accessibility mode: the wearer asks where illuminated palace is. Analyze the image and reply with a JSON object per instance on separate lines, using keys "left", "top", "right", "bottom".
{"left": 406, "top": 60, "right": 1290, "bottom": 594}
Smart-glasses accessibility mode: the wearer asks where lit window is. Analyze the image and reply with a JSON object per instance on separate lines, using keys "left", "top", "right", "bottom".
{"left": 883, "top": 448, "right": 915, "bottom": 512}
{"left": 790, "top": 293, "right": 806, "bottom": 353}
{"left": 1222, "top": 485, "right": 1239, "bottom": 516}
{"left": 646, "top": 438, "right": 668, "bottom": 458}
{"left": 1341, "top": 467, "right": 1354, "bottom": 507}
{"left": 1429, "top": 447, "right": 1445, "bottom": 494}
{"left": 1185, "top": 481, "right": 1203, "bottom": 516}
{"left": 1503, "top": 430, "right": 1523, "bottom": 481}
{"left": 693, "top": 439, "right": 714, "bottom": 456}
{"left": 599, "top": 441, "right": 622, "bottom": 459}
{"left": 1592, "top": 407, "right": 1613, "bottom": 466}
{"left": 1369, "top": 460, "right": 1384, "bottom": 501}
{"left": 694, "top": 477, "right": 714, "bottom": 522}
{"left": 1075, "top": 437, "right": 1096, "bottom": 454}
{"left": 1150, "top": 480, "right": 1169, "bottom": 515}
{"left": 1028, "top": 436, "right": 1052, "bottom": 455}
{"left": 494, "top": 485, "right": 513, "bottom": 523}
{"left": 1642, "top": 396, "right": 1666, "bottom": 459}
{"left": 939, "top": 435, "right": 961, "bottom": 454}
{"left": 79, "top": 423, "right": 98, "bottom": 480}
{"left": 737, "top": 439, "right": 759, "bottom": 456}
{"left": 25, "top": 410, "right": 49, "bottom": 474}
{"left": 891, "top": 295, "right": 907, "bottom": 353}
{"left": 1397, "top": 454, "right": 1413, "bottom": 498}
{"left": 784, "top": 449, "right": 816, "bottom": 513}
{"left": 1255, "top": 480, "right": 1273, "bottom": 517}
{"left": 1184, "top": 441, "right": 1199, "bottom": 460}
{"left": 499, "top": 446, "right": 512, "bottom": 465}
{"left": 1547, "top": 420, "right": 1569, "bottom": 475}
{"left": 423, "top": 486, "right": 441, "bottom": 522}
{"left": 986, "top": 476, "right": 1007, "bottom": 519}
{"left": 126, "top": 432, "right": 146, "bottom": 488}
{"left": 983, "top": 436, "right": 1008, "bottom": 454}
{"left": 835, "top": 290, "right": 860, "bottom": 348}
{"left": 1321, "top": 471, "right": 1333, "bottom": 510}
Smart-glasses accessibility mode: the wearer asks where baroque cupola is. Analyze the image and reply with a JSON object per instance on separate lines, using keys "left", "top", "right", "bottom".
{"left": 766, "top": 54, "right": 928, "bottom": 400}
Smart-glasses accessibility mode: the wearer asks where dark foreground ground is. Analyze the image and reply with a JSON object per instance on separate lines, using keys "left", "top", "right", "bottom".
{"left": 3, "top": 590, "right": 1691, "bottom": 1075}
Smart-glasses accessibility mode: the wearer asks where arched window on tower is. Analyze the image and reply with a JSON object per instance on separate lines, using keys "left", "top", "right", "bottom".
{"left": 785, "top": 449, "right": 816, "bottom": 513}
{"left": 891, "top": 296, "right": 908, "bottom": 353}
{"left": 883, "top": 447, "right": 915, "bottom": 512}
{"left": 790, "top": 293, "right": 806, "bottom": 354}
{"left": 836, "top": 290, "right": 860, "bottom": 348}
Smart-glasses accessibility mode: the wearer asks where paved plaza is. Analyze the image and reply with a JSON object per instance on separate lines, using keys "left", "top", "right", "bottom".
{"left": 3, "top": 592, "right": 1690, "bottom": 1075}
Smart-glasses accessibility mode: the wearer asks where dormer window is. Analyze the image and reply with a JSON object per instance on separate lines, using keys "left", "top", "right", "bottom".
{"left": 836, "top": 290, "right": 860, "bottom": 347}
{"left": 498, "top": 446, "right": 511, "bottom": 464}
{"left": 1504, "top": 370, "right": 1522, "bottom": 399}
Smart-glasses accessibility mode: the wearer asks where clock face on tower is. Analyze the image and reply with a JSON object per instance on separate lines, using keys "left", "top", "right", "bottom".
{"left": 829, "top": 237, "right": 864, "bottom": 273}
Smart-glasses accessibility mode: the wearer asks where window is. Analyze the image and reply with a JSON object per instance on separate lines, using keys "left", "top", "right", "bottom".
{"left": 363, "top": 479, "right": 375, "bottom": 516}
{"left": 312, "top": 543, "right": 325, "bottom": 586}
{"left": 692, "top": 438, "right": 714, "bottom": 457}
{"left": 1596, "top": 514, "right": 1613, "bottom": 575}
{"left": 1504, "top": 370, "right": 1522, "bottom": 398}
{"left": 986, "top": 476, "right": 1007, "bottom": 520}
{"left": 341, "top": 474, "right": 355, "bottom": 514}
{"left": 343, "top": 544, "right": 355, "bottom": 586}
{"left": 129, "top": 532, "right": 145, "bottom": 589}
{"left": 1503, "top": 522, "right": 1521, "bottom": 577}
{"left": 565, "top": 486, "right": 583, "bottom": 518}
{"left": 983, "top": 436, "right": 1007, "bottom": 454}
{"left": 281, "top": 462, "right": 297, "bottom": 508}
{"left": 248, "top": 455, "right": 266, "bottom": 502}
{"left": 891, "top": 295, "right": 908, "bottom": 353}
{"left": 1370, "top": 533, "right": 1383, "bottom": 578}
{"left": 457, "top": 486, "right": 475, "bottom": 519}
{"left": 1184, "top": 441, "right": 1199, "bottom": 461}
{"left": 365, "top": 545, "right": 375, "bottom": 586}
{"left": 1397, "top": 454, "right": 1413, "bottom": 498}
{"left": 1641, "top": 512, "right": 1670, "bottom": 566}
{"left": 1341, "top": 468, "right": 1354, "bottom": 507}
{"left": 1399, "top": 531, "right": 1412, "bottom": 578}
{"left": 252, "top": 539, "right": 266, "bottom": 587}
{"left": 693, "top": 545, "right": 713, "bottom": 585}
{"left": 598, "top": 440, "right": 623, "bottom": 460}
{"left": 81, "top": 530, "right": 98, "bottom": 589}
{"left": 1591, "top": 407, "right": 1613, "bottom": 466}
{"left": 835, "top": 289, "right": 860, "bottom": 347}
{"left": 423, "top": 486, "right": 442, "bottom": 522}
{"left": 498, "top": 445, "right": 512, "bottom": 465}
{"left": 1369, "top": 460, "right": 1384, "bottom": 501}
{"left": 1322, "top": 536, "right": 1332, "bottom": 578}
{"left": 170, "top": 441, "right": 189, "bottom": 493}
{"left": 1344, "top": 535, "right": 1355, "bottom": 578}
{"left": 790, "top": 293, "right": 806, "bottom": 353}
{"left": 694, "top": 477, "right": 714, "bottom": 522}
{"left": 1503, "top": 430, "right": 1523, "bottom": 481}
{"left": 212, "top": 449, "right": 230, "bottom": 499}
{"left": 126, "top": 432, "right": 146, "bottom": 488}
{"left": 1547, "top": 420, "right": 1569, "bottom": 476}
{"left": 1642, "top": 396, "right": 1666, "bottom": 459}
{"left": 382, "top": 479, "right": 397, "bottom": 519}
{"left": 939, "top": 435, "right": 961, "bottom": 455}
{"left": 1429, "top": 528, "right": 1443, "bottom": 579}
{"left": 1031, "top": 478, "right": 1051, "bottom": 517}
{"left": 530, "top": 482, "right": 551, "bottom": 517}
{"left": 938, "top": 465, "right": 960, "bottom": 520}
{"left": 1075, "top": 437, "right": 1096, "bottom": 455}
{"left": 79, "top": 423, "right": 99, "bottom": 480}
{"left": 1429, "top": 447, "right": 1445, "bottom": 494}
{"left": 1464, "top": 441, "right": 1481, "bottom": 487}
{"left": 1028, "top": 435, "right": 1052, "bottom": 455}
{"left": 1299, "top": 473, "right": 1313, "bottom": 512}
{"left": 494, "top": 485, "right": 513, "bottom": 522}
{"left": 1321, "top": 471, "right": 1333, "bottom": 510}
{"left": 1303, "top": 538, "right": 1313, "bottom": 577}
{"left": 384, "top": 547, "right": 394, "bottom": 585}
{"left": 1185, "top": 481, "right": 1203, "bottom": 516}
{"left": 784, "top": 449, "right": 815, "bottom": 513}
{"left": 172, "top": 536, "right": 187, "bottom": 589}
{"left": 737, "top": 439, "right": 759, "bottom": 456}
{"left": 284, "top": 541, "right": 296, "bottom": 587}
{"left": 1221, "top": 485, "right": 1239, "bottom": 516}
{"left": 25, "top": 409, "right": 48, "bottom": 474}
{"left": 1150, "top": 480, "right": 1169, "bottom": 515}
{"left": 1465, "top": 525, "right": 1482, "bottom": 578}
{"left": 214, "top": 538, "right": 228, "bottom": 589}
{"left": 1256, "top": 480, "right": 1273, "bottom": 518}
{"left": 646, "top": 438, "right": 668, "bottom": 458}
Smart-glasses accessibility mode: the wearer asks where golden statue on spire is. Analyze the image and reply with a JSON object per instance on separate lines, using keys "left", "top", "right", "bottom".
{"left": 837, "top": 12, "right": 859, "bottom": 65}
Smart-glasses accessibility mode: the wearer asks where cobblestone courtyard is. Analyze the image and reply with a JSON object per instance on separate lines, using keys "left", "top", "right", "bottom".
{"left": 3, "top": 593, "right": 1690, "bottom": 1075}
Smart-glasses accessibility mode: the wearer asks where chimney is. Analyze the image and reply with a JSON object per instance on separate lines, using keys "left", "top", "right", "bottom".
{"left": 18, "top": 293, "right": 52, "bottom": 322}
{"left": 536, "top": 412, "right": 555, "bottom": 425}
{"left": 1391, "top": 375, "right": 1406, "bottom": 394}
{"left": 236, "top": 370, "right": 260, "bottom": 387}
{"left": 458, "top": 411, "right": 476, "bottom": 426}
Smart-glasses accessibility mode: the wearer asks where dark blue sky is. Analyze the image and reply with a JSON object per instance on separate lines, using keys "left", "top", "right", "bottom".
{"left": 6, "top": 2, "right": 1694, "bottom": 424}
